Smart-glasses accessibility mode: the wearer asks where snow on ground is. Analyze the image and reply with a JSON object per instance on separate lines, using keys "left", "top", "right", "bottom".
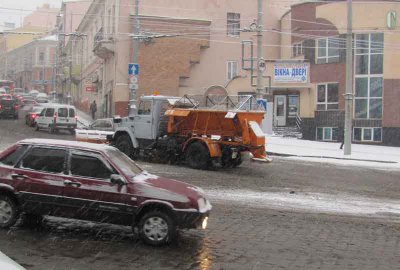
{"left": 206, "top": 188, "right": 400, "bottom": 220}
{"left": 266, "top": 136, "right": 400, "bottom": 170}
{"left": 76, "top": 109, "right": 92, "bottom": 128}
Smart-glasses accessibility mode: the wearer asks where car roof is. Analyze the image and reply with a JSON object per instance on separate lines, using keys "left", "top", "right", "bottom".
{"left": 18, "top": 139, "right": 115, "bottom": 152}
{"left": 41, "top": 104, "right": 75, "bottom": 109}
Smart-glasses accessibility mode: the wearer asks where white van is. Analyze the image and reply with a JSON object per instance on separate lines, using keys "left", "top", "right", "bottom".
{"left": 35, "top": 104, "right": 77, "bottom": 134}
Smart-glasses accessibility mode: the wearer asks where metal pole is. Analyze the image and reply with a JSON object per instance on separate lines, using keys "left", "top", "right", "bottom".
{"left": 256, "top": 0, "right": 263, "bottom": 98}
{"left": 344, "top": 0, "right": 353, "bottom": 155}
{"left": 129, "top": 0, "right": 140, "bottom": 116}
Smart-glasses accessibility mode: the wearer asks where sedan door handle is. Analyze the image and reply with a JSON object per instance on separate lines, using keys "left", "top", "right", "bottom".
{"left": 11, "top": 173, "right": 27, "bottom": 180}
{"left": 146, "top": 121, "right": 151, "bottom": 123}
{"left": 64, "top": 180, "right": 82, "bottom": 188}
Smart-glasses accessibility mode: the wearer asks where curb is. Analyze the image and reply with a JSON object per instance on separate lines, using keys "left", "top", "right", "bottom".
{"left": 267, "top": 152, "right": 398, "bottom": 164}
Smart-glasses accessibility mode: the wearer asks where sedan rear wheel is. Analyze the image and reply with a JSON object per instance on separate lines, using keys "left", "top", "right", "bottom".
{"left": 0, "top": 195, "right": 19, "bottom": 229}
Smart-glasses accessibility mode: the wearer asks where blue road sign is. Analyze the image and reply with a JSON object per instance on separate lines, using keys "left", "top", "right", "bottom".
{"left": 128, "top": 63, "right": 139, "bottom": 75}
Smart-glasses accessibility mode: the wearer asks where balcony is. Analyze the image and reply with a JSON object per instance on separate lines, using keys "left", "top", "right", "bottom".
{"left": 93, "top": 27, "right": 114, "bottom": 59}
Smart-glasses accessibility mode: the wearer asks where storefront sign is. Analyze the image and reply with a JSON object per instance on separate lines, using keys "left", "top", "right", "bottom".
{"left": 273, "top": 63, "right": 308, "bottom": 83}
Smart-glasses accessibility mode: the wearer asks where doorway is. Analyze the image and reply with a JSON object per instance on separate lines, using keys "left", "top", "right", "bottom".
{"left": 274, "top": 95, "right": 287, "bottom": 126}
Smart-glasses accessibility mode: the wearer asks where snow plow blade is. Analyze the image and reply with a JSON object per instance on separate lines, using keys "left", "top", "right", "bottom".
{"left": 251, "top": 157, "right": 273, "bottom": 163}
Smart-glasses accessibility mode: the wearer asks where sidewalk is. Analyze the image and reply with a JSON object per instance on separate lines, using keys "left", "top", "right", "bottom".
{"left": 266, "top": 136, "right": 400, "bottom": 170}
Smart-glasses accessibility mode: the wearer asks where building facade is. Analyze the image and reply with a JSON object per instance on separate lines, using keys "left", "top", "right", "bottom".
{"left": 61, "top": 0, "right": 301, "bottom": 117}
{"left": 5, "top": 36, "right": 57, "bottom": 93}
{"left": 279, "top": 1, "right": 400, "bottom": 146}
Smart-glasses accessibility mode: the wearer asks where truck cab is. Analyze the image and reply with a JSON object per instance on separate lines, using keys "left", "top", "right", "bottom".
{"left": 111, "top": 95, "right": 179, "bottom": 157}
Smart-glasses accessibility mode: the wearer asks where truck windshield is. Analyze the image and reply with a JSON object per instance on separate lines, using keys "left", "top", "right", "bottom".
{"left": 106, "top": 148, "right": 142, "bottom": 178}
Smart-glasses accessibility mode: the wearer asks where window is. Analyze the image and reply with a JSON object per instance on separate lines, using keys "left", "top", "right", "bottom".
{"left": 112, "top": 5, "right": 116, "bottom": 34}
{"left": 316, "top": 37, "right": 339, "bottom": 63}
{"left": 92, "top": 119, "right": 112, "bottom": 128}
{"left": 288, "top": 95, "right": 299, "bottom": 117}
{"left": 106, "top": 148, "right": 142, "bottom": 178}
{"left": 354, "top": 33, "right": 383, "bottom": 119}
{"left": 353, "top": 127, "right": 382, "bottom": 142}
{"left": 0, "top": 145, "right": 28, "bottom": 167}
{"left": 292, "top": 42, "right": 303, "bottom": 57}
{"left": 316, "top": 83, "right": 339, "bottom": 110}
{"left": 69, "top": 108, "right": 75, "bottom": 118}
{"left": 316, "top": 127, "right": 338, "bottom": 141}
{"left": 70, "top": 153, "right": 114, "bottom": 179}
{"left": 39, "top": 71, "right": 44, "bottom": 81}
{"left": 45, "top": 108, "right": 54, "bottom": 117}
{"left": 227, "top": 13, "right": 240, "bottom": 37}
{"left": 138, "top": 101, "right": 152, "bottom": 115}
{"left": 227, "top": 61, "right": 238, "bottom": 80}
{"left": 20, "top": 147, "right": 66, "bottom": 173}
{"left": 39, "top": 51, "right": 45, "bottom": 64}
{"left": 58, "top": 108, "right": 68, "bottom": 117}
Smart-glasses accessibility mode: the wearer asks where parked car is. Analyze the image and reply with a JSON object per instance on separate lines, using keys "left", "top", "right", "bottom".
{"left": 35, "top": 104, "right": 77, "bottom": 134}
{"left": 25, "top": 106, "right": 43, "bottom": 127}
{"left": 0, "top": 89, "right": 6, "bottom": 95}
{"left": 75, "top": 118, "right": 115, "bottom": 144}
{"left": 35, "top": 98, "right": 49, "bottom": 104}
{"left": 12, "top": 88, "right": 24, "bottom": 96}
{"left": 0, "top": 98, "right": 18, "bottom": 119}
{"left": 28, "top": 90, "right": 40, "bottom": 98}
{"left": 0, "top": 139, "right": 211, "bottom": 246}
{"left": 87, "top": 118, "right": 114, "bottom": 131}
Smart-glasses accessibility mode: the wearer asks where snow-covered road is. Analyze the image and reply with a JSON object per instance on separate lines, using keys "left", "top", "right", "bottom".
{"left": 206, "top": 188, "right": 400, "bottom": 220}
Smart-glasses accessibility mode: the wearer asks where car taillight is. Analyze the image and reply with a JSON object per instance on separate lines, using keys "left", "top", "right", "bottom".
{"left": 14, "top": 105, "right": 19, "bottom": 110}
{"left": 0, "top": 105, "right": 2, "bottom": 109}
{"left": 75, "top": 116, "right": 78, "bottom": 120}
{"left": 32, "top": 114, "right": 37, "bottom": 119}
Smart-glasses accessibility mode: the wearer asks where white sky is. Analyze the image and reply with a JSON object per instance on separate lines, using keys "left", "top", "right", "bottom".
{"left": 0, "top": 0, "right": 62, "bottom": 27}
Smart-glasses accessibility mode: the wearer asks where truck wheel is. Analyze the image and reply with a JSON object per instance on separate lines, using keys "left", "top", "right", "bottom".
{"left": 0, "top": 195, "right": 19, "bottom": 229}
{"left": 186, "top": 142, "right": 210, "bottom": 169}
{"left": 231, "top": 154, "right": 243, "bottom": 168}
{"left": 116, "top": 134, "right": 135, "bottom": 159}
{"left": 138, "top": 210, "right": 176, "bottom": 246}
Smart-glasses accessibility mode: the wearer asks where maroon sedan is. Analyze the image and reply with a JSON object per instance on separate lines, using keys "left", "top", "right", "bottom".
{"left": 0, "top": 139, "right": 211, "bottom": 246}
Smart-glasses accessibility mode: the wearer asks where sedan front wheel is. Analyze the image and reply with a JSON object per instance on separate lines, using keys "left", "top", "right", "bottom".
{"left": 138, "top": 210, "right": 176, "bottom": 246}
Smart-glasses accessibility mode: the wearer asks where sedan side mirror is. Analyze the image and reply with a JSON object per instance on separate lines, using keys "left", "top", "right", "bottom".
{"left": 110, "top": 174, "right": 126, "bottom": 185}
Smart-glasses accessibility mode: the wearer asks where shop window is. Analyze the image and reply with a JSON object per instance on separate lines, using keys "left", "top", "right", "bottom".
{"left": 316, "top": 83, "right": 339, "bottom": 111}
{"left": 353, "top": 127, "right": 382, "bottom": 142}
{"left": 316, "top": 37, "right": 339, "bottom": 63}
{"left": 316, "top": 127, "right": 338, "bottom": 141}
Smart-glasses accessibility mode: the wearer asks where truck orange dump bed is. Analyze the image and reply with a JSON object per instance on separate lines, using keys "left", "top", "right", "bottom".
{"left": 165, "top": 108, "right": 270, "bottom": 162}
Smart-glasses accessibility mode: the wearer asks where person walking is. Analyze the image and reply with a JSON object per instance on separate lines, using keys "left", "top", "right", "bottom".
{"left": 90, "top": 100, "right": 97, "bottom": 120}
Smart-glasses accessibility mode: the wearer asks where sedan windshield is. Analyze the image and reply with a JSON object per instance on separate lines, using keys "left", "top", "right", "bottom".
{"left": 106, "top": 148, "right": 142, "bottom": 178}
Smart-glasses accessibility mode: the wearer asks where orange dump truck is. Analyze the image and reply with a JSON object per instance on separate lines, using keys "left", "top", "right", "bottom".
{"left": 109, "top": 95, "right": 271, "bottom": 169}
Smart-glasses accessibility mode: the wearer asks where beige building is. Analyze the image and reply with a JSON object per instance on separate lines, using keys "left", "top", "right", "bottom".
{"left": 23, "top": 4, "right": 59, "bottom": 30}
{"left": 63, "top": 0, "right": 300, "bottom": 117}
